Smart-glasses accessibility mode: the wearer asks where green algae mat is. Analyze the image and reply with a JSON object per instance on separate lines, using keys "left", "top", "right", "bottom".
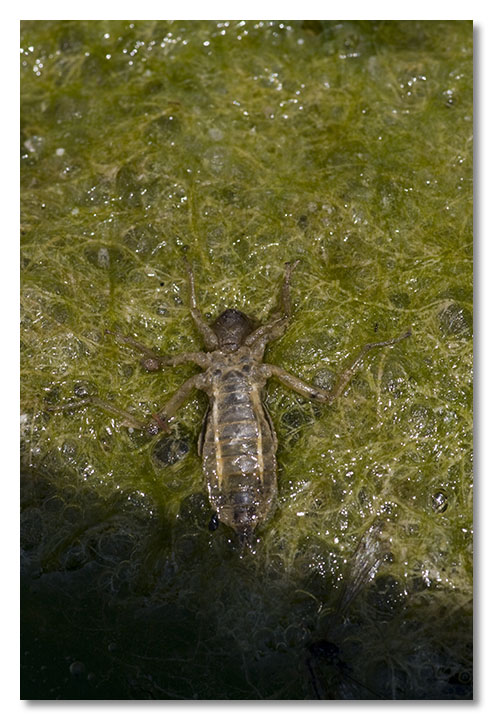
{"left": 20, "top": 20, "right": 473, "bottom": 699}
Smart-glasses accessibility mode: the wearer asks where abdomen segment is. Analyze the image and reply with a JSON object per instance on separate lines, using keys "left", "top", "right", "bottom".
{"left": 202, "top": 387, "right": 277, "bottom": 534}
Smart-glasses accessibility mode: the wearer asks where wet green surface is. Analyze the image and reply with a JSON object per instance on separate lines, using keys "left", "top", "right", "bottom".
{"left": 21, "top": 20, "right": 472, "bottom": 699}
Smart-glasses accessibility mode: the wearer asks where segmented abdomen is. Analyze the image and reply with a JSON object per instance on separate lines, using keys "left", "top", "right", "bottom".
{"left": 202, "top": 372, "right": 277, "bottom": 533}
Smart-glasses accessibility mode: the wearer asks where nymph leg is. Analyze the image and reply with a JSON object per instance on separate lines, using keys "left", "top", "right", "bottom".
{"left": 246, "top": 260, "right": 300, "bottom": 353}
{"left": 263, "top": 329, "right": 411, "bottom": 404}
{"left": 185, "top": 260, "right": 219, "bottom": 350}
{"left": 105, "top": 329, "right": 209, "bottom": 371}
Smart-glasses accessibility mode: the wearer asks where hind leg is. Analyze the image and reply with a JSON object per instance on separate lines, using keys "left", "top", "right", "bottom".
{"left": 262, "top": 329, "right": 411, "bottom": 403}
{"left": 46, "top": 395, "right": 153, "bottom": 430}
{"left": 326, "top": 330, "right": 411, "bottom": 401}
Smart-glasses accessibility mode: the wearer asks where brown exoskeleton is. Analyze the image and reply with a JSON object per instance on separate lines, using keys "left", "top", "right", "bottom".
{"left": 96, "top": 261, "right": 410, "bottom": 543}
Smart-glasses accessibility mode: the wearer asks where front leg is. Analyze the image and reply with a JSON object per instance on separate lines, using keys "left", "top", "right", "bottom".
{"left": 105, "top": 330, "right": 209, "bottom": 371}
{"left": 185, "top": 259, "right": 219, "bottom": 351}
{"left": 246, "top": 260, "right": 300, "bottom": 355}
{"left": 263, "top": 328, "right": 411, "bottom": 404}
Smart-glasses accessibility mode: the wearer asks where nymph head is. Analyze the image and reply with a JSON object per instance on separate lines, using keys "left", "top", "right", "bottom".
{"left": 211, "top": 308, "right": 257, "bottom": 352}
